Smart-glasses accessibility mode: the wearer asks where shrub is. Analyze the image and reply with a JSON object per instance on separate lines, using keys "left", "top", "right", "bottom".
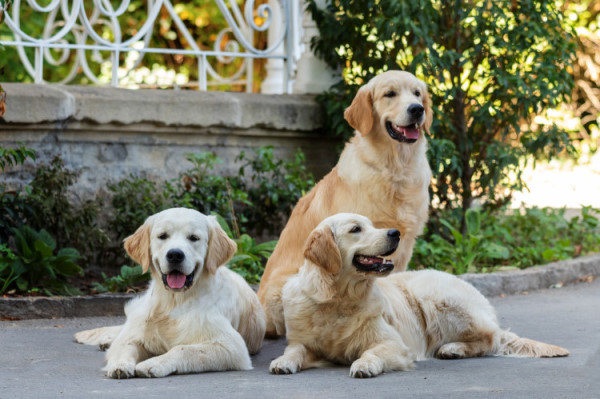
{"left": 169, "top": 152, "right": 249, "bottom": 232}
{"left": 91, "top": 265, "right": 150, "bottom": 294}
{"left": 0, "top": 144, "right": 35, "bottom": 243}
{"left": 411, "top": 207, "right": 600, "bottom": 273}
{"left": 19, "top": 156, "right": 108, "bottom": 266}
{"left": 1, "top": 226, "right": 82, "bottom": 295}
{"left": 108, "top": 175, "right": 172, "bottom": 246}
{"left": 236, "top": 146, "right": 315, "bottom": 236}
{"left": 307, "top": 0, "right": 577, "bottom": 231}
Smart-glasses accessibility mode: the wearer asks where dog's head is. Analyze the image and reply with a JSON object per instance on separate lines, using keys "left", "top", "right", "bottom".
{"left": 123, "top": 208, "right": 236, "bottom": 292}
{"left": 344, "top": 70, "right": 433, "bottom": 144}
{"left": 303, "top": 213, "right": 400, "bottom": 295}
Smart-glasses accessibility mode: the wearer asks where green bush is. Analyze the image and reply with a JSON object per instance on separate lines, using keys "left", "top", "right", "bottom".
{"left": 169, "top": 152, "right": 249, "bottom": 232}
{"left": 307, "top": 0, "right": 577, "bottom": 231}
{"left": 0, "top": 145, "right": 35, "bottom": 243}
{"left": 91, "top": 265, "right": 150, "bottom": 294}
{"left": 108, "top": 175, "right": 172, "bottom": 246}
{"left": 18, "top": 156, "right": 108, "bottom": 266}
{"left": 1, "top": 226, "right": 82, "bottom": 295}
{"left": 411, "top": 207, "right": 600, "bottom": 274}
{"left": 236, "top": 146, "right": 315, "bottom": 236}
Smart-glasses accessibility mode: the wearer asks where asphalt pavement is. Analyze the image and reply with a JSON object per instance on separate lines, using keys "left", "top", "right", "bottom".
{"left": 1, "top": 278, "right": 598, "bottom": 399}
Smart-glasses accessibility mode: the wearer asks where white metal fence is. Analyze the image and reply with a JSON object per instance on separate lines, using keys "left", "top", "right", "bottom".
{"left": 0, "top": 0, "right": 301, "bottom": 93}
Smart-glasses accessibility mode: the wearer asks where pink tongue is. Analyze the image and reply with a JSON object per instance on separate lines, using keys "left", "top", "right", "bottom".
{"left": 403, "top": 126, "right": 420, "bottom": 139}
{"left": 167, "top": 272, "right": 186, "bottom": 289}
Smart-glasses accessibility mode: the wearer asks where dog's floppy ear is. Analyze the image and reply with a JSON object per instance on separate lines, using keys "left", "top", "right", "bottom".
{"left": 205, "top": 216, "right": 237, "bottom": 274}
{"left": 344, "top": 84, "right": 374, "bottom": 136}
{"left": 303, "top": 225, "right": 341, "bottom": 274}
{"left": 422, "top": 88, "right": 434, "bottom": 136}
{"left": 124, "top": 216, "right": 154, "bottom": 273}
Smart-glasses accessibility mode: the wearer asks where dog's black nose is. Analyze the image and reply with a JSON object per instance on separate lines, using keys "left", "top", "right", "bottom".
{"left": 407, "top": 104, "right": 424, "bottom": 119}
{"left": 387, "top": 229, "right": 400, "bottom": 239}
{"left": 166, "top": 249, "right": 185, "bottom": 264}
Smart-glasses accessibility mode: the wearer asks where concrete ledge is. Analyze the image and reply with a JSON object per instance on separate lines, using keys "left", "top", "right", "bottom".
{"left": 0, "top": 293, "right": 134, "bottom": 320}
{"left": 0, "top": 83, "right": 337, "bottom": 200}
{"left": 1, "top": 253, "right": 598, "bottom": 320}
{"left": 459, "top": 252, "right": 600, "bottom": 297}
{"left": 0, "top": 83, "right": 324, "bottom": 131}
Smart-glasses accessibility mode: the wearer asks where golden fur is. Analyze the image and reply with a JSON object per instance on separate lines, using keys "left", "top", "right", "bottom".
{"left": 74, "top": 208, "right": 266, "bottom": 378}
{"left": 270, "top": 214, "right": 569, "bottom": 378}
{"left": 258, "top": 71, "right": 433, "bottom": 336}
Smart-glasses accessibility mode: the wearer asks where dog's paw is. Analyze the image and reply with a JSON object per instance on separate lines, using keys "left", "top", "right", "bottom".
{"left": 436, "top": 343, "right": 466, "bottom": 359}
{"left": 106, "top": 362, "right": 136, "bottom": 379}
{"left": 349, "top": 358, "right": 383, "bottom": 378}
{"left": 135, "top": 358, "right": 175, "bottom": 378}
{"left": 270, "top": 356, "right": 300, "bottom": 375}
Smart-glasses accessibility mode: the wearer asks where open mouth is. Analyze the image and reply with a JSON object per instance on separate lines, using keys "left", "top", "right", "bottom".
{"left": 162, "top": 270, "right": 194, "bottom": 290}
{"left": 386, "top": 121, "right": 420, "bottom": 144}
{"left": 352, "top": 246, "right": 396, "bottom": 274}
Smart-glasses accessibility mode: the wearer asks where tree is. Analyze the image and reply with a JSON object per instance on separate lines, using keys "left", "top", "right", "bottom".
{"left": 307, "top": 0, "right": 577, "bottom": 231}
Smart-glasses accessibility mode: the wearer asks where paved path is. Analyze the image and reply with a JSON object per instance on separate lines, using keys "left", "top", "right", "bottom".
{"left": 1, "top": 279, "right": 599, "bottom": 399}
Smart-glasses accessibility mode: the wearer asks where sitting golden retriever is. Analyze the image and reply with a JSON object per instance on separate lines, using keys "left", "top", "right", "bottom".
{"left": 258, "top": 71, "right": 433, "bottom": 336}
{"left": 75, "top": 208, "right": 265, "bottom": 378}
{"left": 270, "top": 213, "right": 569, "bottom": 378}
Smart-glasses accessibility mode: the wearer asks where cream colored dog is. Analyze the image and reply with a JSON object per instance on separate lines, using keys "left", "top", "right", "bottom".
{"left": 75, "top": 208, "right": 266, "bottom": 378}
{"left": 259, "top": 71, "right": 433, "bottom": 336}
{"left": 270, "top": 213, "right": 569, "bottom": 378}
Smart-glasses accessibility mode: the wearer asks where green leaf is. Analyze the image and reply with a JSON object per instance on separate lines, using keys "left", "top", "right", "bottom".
{"left": 465, "top": 209, "right": 481, "bottom": 236}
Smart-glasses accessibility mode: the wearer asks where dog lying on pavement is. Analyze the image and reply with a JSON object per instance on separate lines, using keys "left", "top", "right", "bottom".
{"left": 75, "top": 208, "right": 266, "bottom": 378}
{"left": 270, "top": 213, "right": 569, "bottom": 378}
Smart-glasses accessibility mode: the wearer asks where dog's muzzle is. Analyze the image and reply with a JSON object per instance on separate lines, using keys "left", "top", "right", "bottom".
{"left": 352, "top": 230, "right": 400, "bottom": 274}
{"left": 161, "top": 248, "right": 194, "bottom": 290}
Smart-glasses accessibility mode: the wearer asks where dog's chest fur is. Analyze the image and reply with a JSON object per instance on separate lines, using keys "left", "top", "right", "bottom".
{"left": 286, "top": 290, "right": 395, "bottom": 364}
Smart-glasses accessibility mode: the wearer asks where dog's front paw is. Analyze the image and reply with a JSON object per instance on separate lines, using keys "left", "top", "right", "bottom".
{"left": 350, "top": 358, "right": 383, "bottom": 378}
{"left": 135, "top": 358, "right": 175, "bottom": 378}
{"left": 270, "top": 356, "right": 300, "bottom": 375}
{"left": 436, "top": 343, "right": 466, "bottom": 359}
{"left": 106, "top": 362, "right": 136, "bottom": 379}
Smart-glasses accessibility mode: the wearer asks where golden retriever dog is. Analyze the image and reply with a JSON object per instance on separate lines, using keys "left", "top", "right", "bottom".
{"left": 74, "top": 208, "right": 266, "bottom": 378}
{"left": 258, "top": 70, "right": 433, "bottom": 336}
{"left": 270, "top": 213, "right": 569, "bottom": 378}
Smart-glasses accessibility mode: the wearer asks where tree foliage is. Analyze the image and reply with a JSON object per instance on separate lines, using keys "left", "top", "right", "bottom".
{"left": 308, "top": 0, "right": 577, "bottom": 229}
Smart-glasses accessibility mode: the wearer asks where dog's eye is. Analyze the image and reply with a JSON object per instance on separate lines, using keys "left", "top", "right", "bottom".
{"left": 414, "top": 89, "right": 421, "bottom": 97}
{"left": 188, "top": 235, "right": 199, "bottom": 242}
{"left": 349, "top": 225, "right": 362, "bottom": 233}
{"left": 158, "top": 233, "right": 168, "bottom": 240}
{"left": 384, "top": 91, "right": 396, "bottom": 98}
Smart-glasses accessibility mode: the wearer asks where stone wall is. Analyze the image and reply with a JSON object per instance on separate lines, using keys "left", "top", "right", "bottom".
{"left": 0, "top": 84, "right": 339, "bottom": 201}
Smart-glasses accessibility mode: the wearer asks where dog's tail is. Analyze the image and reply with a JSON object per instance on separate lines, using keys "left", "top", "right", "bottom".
{"left": 497, "top": 330, "right": 569, "bottom": 358}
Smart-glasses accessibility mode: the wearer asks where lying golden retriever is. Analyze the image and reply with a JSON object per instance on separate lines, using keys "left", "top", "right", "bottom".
{"left": 75, "top": 208, "right": 265, "bottom": 378}
{"left": 270, "top": 213, "right": 569, "bottom": 378}
{"left": 258, "top": 71, "right": 433, "bottom": 336}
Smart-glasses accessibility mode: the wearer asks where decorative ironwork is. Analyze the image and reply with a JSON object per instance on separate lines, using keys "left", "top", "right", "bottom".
{"left": 0, "top": 0, "right": 294, "bottom": 92}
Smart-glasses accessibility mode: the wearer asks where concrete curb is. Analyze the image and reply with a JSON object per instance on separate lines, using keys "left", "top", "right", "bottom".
{"left": 0, "top": 293, "right": 134, "bottom": 320}
{"left": 1, "top": 253, "right": 599, "bottom": 320}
